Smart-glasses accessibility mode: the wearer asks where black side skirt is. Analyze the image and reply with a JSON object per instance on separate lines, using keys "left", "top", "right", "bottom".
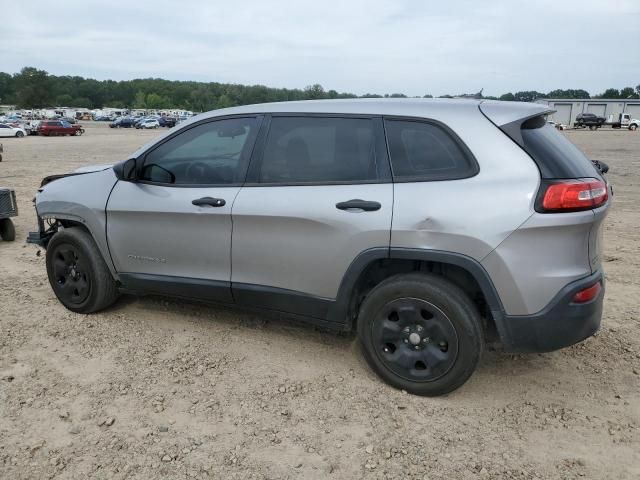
{"left": 117, "top": 273, "right": 340, "bottom": 331}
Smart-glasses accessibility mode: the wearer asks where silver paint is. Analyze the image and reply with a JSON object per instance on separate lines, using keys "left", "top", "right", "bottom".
{"left": 33, "top": 98, "right": 609, "bottom": 319}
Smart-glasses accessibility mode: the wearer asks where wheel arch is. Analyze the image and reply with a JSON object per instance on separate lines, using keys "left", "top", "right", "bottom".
{"left": 328, "top": 248, "right": 508, "bottom": 341}
{"left": 40, "top": 215, "right": 118, "bottom": 281}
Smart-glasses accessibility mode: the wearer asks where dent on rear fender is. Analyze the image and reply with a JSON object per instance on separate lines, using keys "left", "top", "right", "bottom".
{"left": 392, "top": 228, "right": 496, "bottom": 260}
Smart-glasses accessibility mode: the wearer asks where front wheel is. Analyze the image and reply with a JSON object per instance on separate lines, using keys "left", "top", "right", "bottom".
{"left": 0, "top": 218, "right": 16, "bottom": 241}
{"left": 357, "top": 273, "right": 483, "bottom": 396}
{"left": 46, "top": 227, "right": 119, "bottom": 313}
{"left": 15, "top": 131, "right": 24, "bottom": 138}
{"left": 630, "top": 124, "right": 638, "bottom": 131}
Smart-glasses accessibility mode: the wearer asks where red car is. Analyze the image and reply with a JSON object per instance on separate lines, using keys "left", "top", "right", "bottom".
{"left": 38, "top": 120, "right": 85, "bottom": 136}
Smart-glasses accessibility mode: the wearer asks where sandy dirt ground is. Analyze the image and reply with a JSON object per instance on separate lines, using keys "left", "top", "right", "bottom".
{"left": 1, "top": 122, "right": 639, "bottom": 479}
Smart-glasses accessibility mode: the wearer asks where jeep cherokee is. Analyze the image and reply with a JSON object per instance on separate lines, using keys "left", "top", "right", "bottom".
{"left": 29, "top": 99, "right": 610, "bottom": 396}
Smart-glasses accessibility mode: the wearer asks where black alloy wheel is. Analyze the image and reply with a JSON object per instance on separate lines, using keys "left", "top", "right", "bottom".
{"left": 357, "top": 273, "right": 483, "bottom": 396}
{"left": 50, "top": 243, "right": 91, "bottom": 305}
{"left": 372, "top": 297, "right": 458, "bottom": 382}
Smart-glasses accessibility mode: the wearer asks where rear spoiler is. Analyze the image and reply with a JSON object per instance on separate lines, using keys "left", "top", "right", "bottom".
{"left": 479, "top": 101, "right": 555, "bottom": 147}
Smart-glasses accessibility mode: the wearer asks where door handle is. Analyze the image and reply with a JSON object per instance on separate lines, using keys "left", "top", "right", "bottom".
{"left": 336, "top": 199, "right": 381, "bottom": 212}
{"left": 192, "top": 197, "right": 226, "bottom": 207}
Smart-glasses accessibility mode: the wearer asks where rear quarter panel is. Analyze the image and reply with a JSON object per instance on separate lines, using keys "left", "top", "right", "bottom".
{"left": 390, "top": 107, "right": 539, "bottom": 261}
{"left": 481, "top": 210, "right": 598, "bottom": 315}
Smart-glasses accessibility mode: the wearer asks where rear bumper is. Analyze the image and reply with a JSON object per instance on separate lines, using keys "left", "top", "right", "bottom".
{"left": 499, "top": 271, "right": 604, "bottom": 353}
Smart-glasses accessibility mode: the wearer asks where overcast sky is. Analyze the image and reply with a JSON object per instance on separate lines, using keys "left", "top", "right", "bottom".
{"left": 2, "top": 0, "right": 639, "bottom": 97}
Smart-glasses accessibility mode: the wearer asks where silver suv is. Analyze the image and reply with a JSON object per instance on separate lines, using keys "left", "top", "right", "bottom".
{"left": 29, "top": 99, "right": 610, "bottom": 396}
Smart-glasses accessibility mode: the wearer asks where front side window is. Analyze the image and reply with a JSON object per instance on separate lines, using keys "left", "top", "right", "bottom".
{"left": 140, "top": 117, "right": 257, "bottom": 185}
{"left": 384, "top": 119, "right": 477, "bottom": 181}
{"left": 259, "top": 117, "right": 377, "bottom": 184}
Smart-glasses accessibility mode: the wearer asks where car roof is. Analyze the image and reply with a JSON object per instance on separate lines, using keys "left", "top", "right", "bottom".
{"left": 189, "top": 98, "right": 552, "bottom": 127}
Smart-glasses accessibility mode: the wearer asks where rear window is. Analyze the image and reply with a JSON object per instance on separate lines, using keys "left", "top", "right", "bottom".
{"left": 384, "top": 119, "right": 477, "bottom": 181}
{"left": 520, "top": 116, "right": 600, "bottom": 179}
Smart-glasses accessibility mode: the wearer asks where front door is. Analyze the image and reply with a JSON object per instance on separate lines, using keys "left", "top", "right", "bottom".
{"left": 231, "top": 115, "right": 393, "bottom": 317}
{"left": 107, "top": 116, "right": 260, "bottom": 302}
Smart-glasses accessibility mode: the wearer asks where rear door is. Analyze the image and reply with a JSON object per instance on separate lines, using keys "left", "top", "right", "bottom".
{"left": 106, "top": 116, "right": 260, "bottom": 302}
{"left": 231, "top": 115, "right": 393, "bottom": 317}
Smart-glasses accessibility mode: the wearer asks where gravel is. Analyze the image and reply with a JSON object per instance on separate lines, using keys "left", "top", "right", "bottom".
{"left": 0, "top": 123, "right": 638, "bottom": 479}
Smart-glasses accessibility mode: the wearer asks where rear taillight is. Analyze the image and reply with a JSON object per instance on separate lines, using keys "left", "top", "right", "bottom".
{"left": 572, "top": 282, "right": 601, "bottom": 304}
{"left": 538, "top": 179, "right": 608, "bottom": 212}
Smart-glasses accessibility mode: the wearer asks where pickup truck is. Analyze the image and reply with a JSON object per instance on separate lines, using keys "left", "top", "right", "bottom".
{"left": 38, "top": 120, "right": 84, "bottom": 136}
{"left": 574, "top": 113, "right": 606, "bottom": 130}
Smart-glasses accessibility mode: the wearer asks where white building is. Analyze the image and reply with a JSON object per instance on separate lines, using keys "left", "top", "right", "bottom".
{"left": 536, "top": 98, "right": 640, "bottom": 126}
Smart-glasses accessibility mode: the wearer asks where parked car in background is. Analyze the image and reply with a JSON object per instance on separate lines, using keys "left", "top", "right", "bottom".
{"left": 109, "top": 117, "right": 136, "bottom": 128}
{"left": 38, "top": 120, "right": 84, "bottom": 136}
{"left": 94, "top": 115, "right": 113, "bottom": 122}
{"left": 28, "top": 121, "right": 41, "bottom": 135}
{"left": 29, "top": 99, "right": 610, "bottom": 396}
{"left": 0, "top": 123, "right": 26, "bottom": 137}
{"left": 6, "top": 120, "right": 32, "bottom": 135}
{"left": 133, "top": 117, "right": 150, "bottom": 128}
{"left": 158, "top": 116, "right": 177, "bottom": 128}
{"left": 574, "top": 113, "right": 606, "bottom": 130}
{"left": 136, "top": 119, "right": 160, "bottom": 129}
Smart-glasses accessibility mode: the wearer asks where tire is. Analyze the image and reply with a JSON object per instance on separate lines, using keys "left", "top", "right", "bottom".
{"left": 589, "top": 125, "right": 595, "bottom": 130}
{"left": 15, "top": 131, "right": 24, "bottom": 138}
{"left": 0, "top": 218, "right": 16, "bottom": 241}
{"left": 630, "top": 124, "right": 638, "bottom": 131}
{"left": 357, "top": 273, "right": 483, "bottom": 396}
{"left": 46, "top": 227, "right": 119, "bottom": 313}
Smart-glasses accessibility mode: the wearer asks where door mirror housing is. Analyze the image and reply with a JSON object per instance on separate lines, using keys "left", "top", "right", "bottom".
{"left": 113, "top": 158, "right": 137, "bottom": 181}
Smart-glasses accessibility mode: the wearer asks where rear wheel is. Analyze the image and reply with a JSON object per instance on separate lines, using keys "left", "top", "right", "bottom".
{"left": 0, "top": 218, "right": 16, "bottom": 241}
{"left": 46, "top": 227, "right": 119, "bottom": 313}
{"left": 357, "top": 273, "right": 483, "bottom": 396}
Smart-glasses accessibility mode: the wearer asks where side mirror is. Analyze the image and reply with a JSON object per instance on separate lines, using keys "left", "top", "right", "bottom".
{"left": 113, "top": 158, "right": 137, "bottom": 181}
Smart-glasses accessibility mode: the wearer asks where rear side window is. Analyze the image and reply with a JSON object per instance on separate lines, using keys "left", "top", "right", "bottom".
{"left": 258, "top": 117, "right": 378, "bottom": 184}
{"left": 140, "top": 117, "right": 257, "bottom": 185}
{"left": 384, "top": 120, "right": 477, "bottom": 181}
{"left": 520, "top": 116, "right": 600, "bottom": 179}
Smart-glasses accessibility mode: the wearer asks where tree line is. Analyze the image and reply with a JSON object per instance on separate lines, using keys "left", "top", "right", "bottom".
{"left": 1, "top": 67, "right": 639, "bottom": 111}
